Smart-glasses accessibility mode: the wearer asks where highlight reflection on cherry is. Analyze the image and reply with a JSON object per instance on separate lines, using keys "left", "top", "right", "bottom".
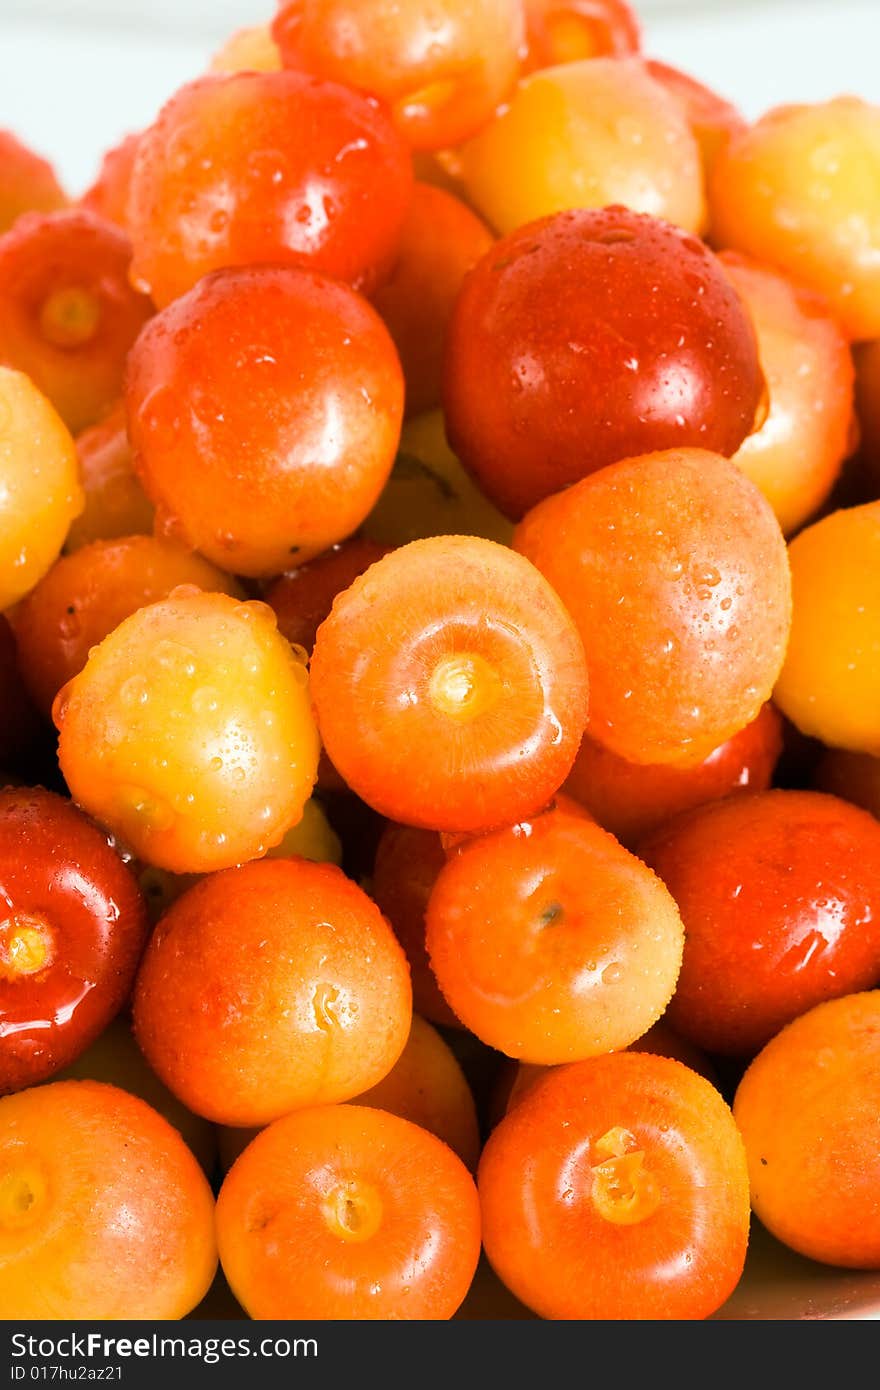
{"left": 0, "top": 786, "right": 149, "bottom": 1093}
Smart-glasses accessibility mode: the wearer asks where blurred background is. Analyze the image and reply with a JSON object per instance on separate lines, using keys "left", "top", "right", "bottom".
{"left": 1, "top": 0, "right": 879, "bottom": 192}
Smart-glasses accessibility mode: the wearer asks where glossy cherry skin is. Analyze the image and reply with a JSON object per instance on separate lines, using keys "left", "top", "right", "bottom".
{"left": 514, "top": 448, "right": 791, "bottom": 767}
{"left": 0, "top": 787, "right": 149, "bottom": 1093}
{"left": 563, "top": 703, "right": 783, "bottom": 848}
{"left": 443, "top": 206, "right": 764, "bottom": 518}
{"left": 639, "top": 790, "right": 880, "bottom": 1057}
{"left": 127, "top": 71, "right": 413, "bottom": 307}
{"left": 272, "top": 0, "right": 524, "bottom": 152}
{"left": 457, "top": 59, "right": 705, "bottom": 241}
{"left": 64, "top": 405, "right": 154, "bottom": 551}
{"left": 126, "top": 265, "right": 404, "bottom": 577}
{"left": 479, "top": 1052, "right": 750, "bottom": 1320}
{"left": 720, "top": 251, "right": 855, "bottom": 535}
{"left": 521, "top": 0, "right": 641, "bottom": 72}
{"left": 0, "top": 209, "right": 153, "bottom": 435}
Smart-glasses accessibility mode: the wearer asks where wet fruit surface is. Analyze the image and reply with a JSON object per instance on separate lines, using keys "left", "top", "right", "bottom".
{"left": 0, "top": 1080, "right": 217, "bottom": 1318}
{"left": 444, "top": 207, "right": 764, "bottom": 518}
{"left": 310, "top": 535, "right": 589, "bottom": 831}
{"left": 425, "top": 800, "right": 684, "bottom": 1062}
{"left": 126, "top": 265, "right": 404, "bottom": 577}
{"left": 0, "top": 209, "right": 152, "bottom": 435}
{"left": 0, "top": 787, "right": 148, "bottom": 1093}
{"left": 515, "top": 448, "right": 791, "bottom": 765}
{"left": 735, "top": 992, "right": 880, "bottom": 1268}
{"left": 216, "top": 1103, "right": 481, "bottom": 1318}
{"left": 479, "top": 1052, "right": 750, "bottom": 1319}
{"left": 133, "top": 857, "right": 411, "bottom": 1125}
{"left": 640, "top": 790, "right": 880, "bottom": 1056}
{"left": 127, "top": 70, "right": 413, "bottom": 307}
{"left": 457, "top": 60, "right": 705, "bottom": 239}
{"left": 54, "top": 590, "right": 321, "bottom": 873}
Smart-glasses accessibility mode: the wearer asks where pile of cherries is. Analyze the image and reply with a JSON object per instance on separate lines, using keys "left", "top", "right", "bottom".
{"left": 4, "top": 0, "right": 880, "bottom": 1323}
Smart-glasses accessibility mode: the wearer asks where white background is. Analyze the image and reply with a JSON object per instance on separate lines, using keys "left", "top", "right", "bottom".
{"left": 1, "top": 0, "right": 879, "bottom": 194}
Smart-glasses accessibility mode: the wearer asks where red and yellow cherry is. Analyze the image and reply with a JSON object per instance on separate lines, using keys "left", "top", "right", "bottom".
{"left": 133, "top": 857, "right": 411, "bottom": 1126}
{"left": 127, "top": 70, "right": 413, "bottom": 307}
{"left": 272, "top": 0, "right": 524, "bottom": 151}
{"left": 640, "top": 789, "right": 880, "bottom": 1056}
{"left": 457, "top": 60, "right": 705, "bottom": 239}
{"left": 0, "top": 787, "right": 149, "bottom": 1093}
{"left": 515, "top": 447, "right": 791, "bottom": 766}
{"left": 563, "top": 703, "right": 783, "bottom": 847}
{"left": 425, "top": 800, "right": 684, "bottom": 1062}
{"left": 0, "top": 366, "right": 83, "bottom": 611}
{"left": 310, "top": 535, "right": 589, "bottom": 832}
{"left": 54, "top": 590, "right": 320, "bottom": 874}
{"left": 126, "top": 265, "right": 404, "bottom": 577}
{"left": 479, "top": 1053, "right": 750, "bottom": 1319}
{"left": 0, "top": 209, "right": 152, "bottom": 434}
{"left": 444, "top": 206, "right": 764, "bottom": 518}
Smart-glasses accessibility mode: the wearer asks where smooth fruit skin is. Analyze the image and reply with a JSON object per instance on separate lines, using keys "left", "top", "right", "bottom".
{"left": 133, "top": 858, "right": 412, "bottom": 1127}
{"left": 563, "top": 703, "right": 783, "bottom": 848}
{"left": 0, "top": 209, "right": 152, "bottom": 435}
{"left": 0, "top": 366, "right": 83, "bottom": 610}
{"left": 0, "top": 787, "right": 149, "bottom": 1094}
{"left": 54, "top": 590, "right": 320, "bottom": 874}
{"left": 51, "top": 1017, "right": 216, "bottom": 1174}
{"left": 457, "top": 59, "right": 705, "bottom": 241}
{"left": 426, "top": 803, "right": 684, "bottom": 1063}
{"left": 479, "top": 1053, "right": 750, "bottom": 1320}
{"left": 372, "top": 823, "right": 459, "bottom": 1028}
{"left": 136, "top": 794, "right": 342, "bottom": 925}
{"left": 127, "top": 71, "right": 413, "bottom": 307}
{"left": 0, "top": 130, "right": 67, "bottom": 233}
{"left": 515, "top": 448, "right": 792, "bottom": 766}
{"left": 372, "top": 182, "right": 494, "bottom": 417}
{"left": 218, "top": 1013, "right": 481, "bottom": 1172}
{"left": 734, "top": 992, "right": 880, "bottom": 1267}
{"left": 309, "top": 535, "right": 589, "bottom": 833}
{"left": 273, "top": 0, "right": 524, "bottom": 152}
{"left": 443, "top": 207, "right": 764, "bottom": 518}
{"left": 521, "top": 0, "right": 641, "bottom": 72}
{"left": 64, "top": 405, "right": 154, "bottom": 551}
{"left": 126, "top": 265, "right": 404, "bottom": 577}
{"left": 13, "top": 535, "right": 243, "bottom": 718}
{"left": 720, "top": 252, "right": 855, "bottom": 535}
{"left": 494, "top": 1020, "right": 719, "bottom": 1121}
{"left": 216, "top": 1104, "right": 481, "bottom": 1319}
{"left": 353, "top": 1015, "right": 480, "bottom": 1170}
{"left": 640, "top": 790, "right": 880, "bottom": 1057}
{"left": 0, "top": 1080, "right": 217, "bottom": 1318}
{"left": 774, "top": 504, "right": 880, "bottom": 753}
{"left": 710, "top": 97, "right": 880, "bottom": 341}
